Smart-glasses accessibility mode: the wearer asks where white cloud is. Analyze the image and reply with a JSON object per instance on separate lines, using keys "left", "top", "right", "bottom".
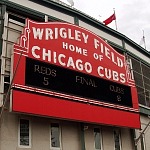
{"left": 61, "top": 0, "right": 150, "bottom": 51}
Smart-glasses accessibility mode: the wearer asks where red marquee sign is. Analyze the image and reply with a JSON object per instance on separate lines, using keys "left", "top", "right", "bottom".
{"left": 12, "top": 19, "right": 140, "bottom": 128}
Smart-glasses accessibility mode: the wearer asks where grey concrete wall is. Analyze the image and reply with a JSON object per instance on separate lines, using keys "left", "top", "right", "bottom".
{"left": 0, "top": 111, "right": 135, "bottom": 150}
{"left": 135, "top": 115, "right": 150, "bottom": 150}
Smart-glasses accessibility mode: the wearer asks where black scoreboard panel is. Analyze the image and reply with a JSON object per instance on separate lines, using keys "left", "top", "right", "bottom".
{"left": 25, "top": 57, "right": 133, "bottom": 107}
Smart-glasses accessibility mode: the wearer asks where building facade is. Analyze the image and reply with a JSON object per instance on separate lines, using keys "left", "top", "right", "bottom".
{"left": 0, "top": 0, "right": 150, "bottom": 150}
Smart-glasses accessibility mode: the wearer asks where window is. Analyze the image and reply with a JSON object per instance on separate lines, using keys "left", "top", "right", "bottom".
{"left": 94, "top": 128, "right": 102, "bottom": 150}
{"left": 18, "top": 119, "right": 31, "bottom": 148}
{"left": 50, "top": 123, "right": 61, "bottom": 149}
{"left": 114, "top": 129, "right": 121, "bottom": 150}
{"left": 127, "top": 55, "right": 150, "bottom": 107}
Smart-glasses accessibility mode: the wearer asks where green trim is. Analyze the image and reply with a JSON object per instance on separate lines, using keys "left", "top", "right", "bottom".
{"left": 0, "top": 4, "right": 6, "bottom": 55}
{"left": 126, "top": 50, "right": 150, "bottom": 67}
{"left": 5, "top": 0, "right": 44, "bottom": 20}
{"left": 108, "top": 40, "right": 125, "bottom": 53}
{"left": 140, "top": 134, "right": 145, "bottom": 150}
{"left": 80, "top": 123, "right": 86, "bottom": 150}
{"left": 122, "top": 40, "right": 126, "bottom": 50}
{"left": 124, "top": 36, "right": 150, "bottom": 57}
{"left": 140, "top": 105, "right": 150, "bottom": 115}
{"left": 130, "top": 129, "right": 137, "bottom": 150}
{"left": 74, "top": 16, "right": 79, "bottom": 25}
{"left": 122, "top": 40, "right": 127, "bottom": 56}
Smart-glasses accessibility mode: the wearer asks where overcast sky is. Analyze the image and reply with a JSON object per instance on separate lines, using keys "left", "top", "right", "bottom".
{"left": 61, "top": 0, "right": 150, "bottom": 52}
